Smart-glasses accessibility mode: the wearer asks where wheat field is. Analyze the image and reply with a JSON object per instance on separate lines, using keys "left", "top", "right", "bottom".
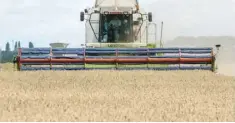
{"left": 0, "top": 64, "right": 234, "bottom": 122}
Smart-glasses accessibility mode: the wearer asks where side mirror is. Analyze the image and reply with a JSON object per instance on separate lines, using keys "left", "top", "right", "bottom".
{"left": 84, "top": 9, "right": 88, "bottom": 13}
{"left": 80, "top": 12, "right": 85, "bottom": 21}
{"left": 148, "top": 12, "right": 152, "bottom": 22}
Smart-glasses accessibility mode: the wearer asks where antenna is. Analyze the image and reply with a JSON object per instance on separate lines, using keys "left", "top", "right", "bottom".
{"left": 160, "top": 21, "right": 164, "bottom": 48}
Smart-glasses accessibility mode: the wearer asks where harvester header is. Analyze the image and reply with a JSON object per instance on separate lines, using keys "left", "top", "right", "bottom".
{"left": 16, "top": 46, "right": 220, "bottom": 71}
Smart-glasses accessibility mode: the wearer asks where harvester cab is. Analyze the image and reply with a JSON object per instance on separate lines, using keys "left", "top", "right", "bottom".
{"left": 80, "top": 0, "right": 154, "bottom": 48}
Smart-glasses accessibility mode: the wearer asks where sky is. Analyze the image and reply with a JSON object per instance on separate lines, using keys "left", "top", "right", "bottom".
{"left": 0, "top": 0, "right": 235, "bottom": 49}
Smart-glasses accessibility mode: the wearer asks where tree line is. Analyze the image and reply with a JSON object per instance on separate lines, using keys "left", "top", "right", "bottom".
{"left": 0, "top": 41, "right": 34, "bottom": 63}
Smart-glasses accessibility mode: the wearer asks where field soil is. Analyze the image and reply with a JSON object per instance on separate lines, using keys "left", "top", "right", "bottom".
{"left": 0, "top": 69, "right": 234, "bottom": 122}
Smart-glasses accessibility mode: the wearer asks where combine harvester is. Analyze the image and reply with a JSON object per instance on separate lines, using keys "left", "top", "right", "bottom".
{"left": 16, "top": 0, "right": 221, "bottom": 71}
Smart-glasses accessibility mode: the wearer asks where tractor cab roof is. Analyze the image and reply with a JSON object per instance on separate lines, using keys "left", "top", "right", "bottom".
{"left": 95, "top": 0, "right": 138, "bottom": 8}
